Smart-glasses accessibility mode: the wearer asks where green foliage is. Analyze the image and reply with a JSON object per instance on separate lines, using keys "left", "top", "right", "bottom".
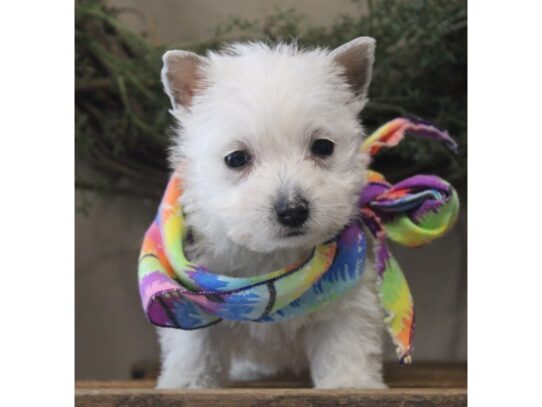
{"left": 75, "top": 0, "right": 467, "bottom": 198}
{"left": 75, "top": 0, "right": 169, "bottom": 197}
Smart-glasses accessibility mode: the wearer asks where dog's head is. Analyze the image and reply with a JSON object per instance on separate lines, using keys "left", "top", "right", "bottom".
{"left": 162, "top": 38, "right": 375, "bottom": 253}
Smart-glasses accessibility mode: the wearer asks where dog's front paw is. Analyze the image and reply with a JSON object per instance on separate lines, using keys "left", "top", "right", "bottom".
{"left": 156, "top": 373, "right": 222, "bottom": 389}
{"left": 314, "top": 376, "right": 387, "bottom": 389}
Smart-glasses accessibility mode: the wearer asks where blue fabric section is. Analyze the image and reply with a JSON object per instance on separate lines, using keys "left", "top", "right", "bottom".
{"left": 170, "top": 295, "right": 220, "bottom": 328}
{"left": 159, "top": 229, "right": 367, "bottom": 327}
{"left": 257, "top": 232, "right": 366, "bottom": 323}
{"left": 214, "top": 292, "right": 263, "bottom": 320}
{"left": 188, "top": 270, "right": 232, "bottom": 290}
{"left": 371, "top": 190, "right": 443, "bottom": 212}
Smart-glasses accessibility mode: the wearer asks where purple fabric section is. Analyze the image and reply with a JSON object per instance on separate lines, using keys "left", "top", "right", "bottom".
{"left": 375, "top": 240, "right": 391, "bottom": 276}
{"left": 141, "top": 271, "right": 222, "bottom": 328}
{"left": 402, "top": 117, "right": 458, "bottom": 153}
{"left": 371, "top": 190, "right": 441, "bottom": 212}
{"left": 359, "top": 174, "right": 452, "bottom": 225}
{"left": 391, "top": 175, "right": 449, "bottom": 193}
{"left": 147, "top": 294, "right": 174, "bottom": 326}
{"left": 359, "top": 182, "right": 390, "bottom": 208}
{"left": 359, "top": 209, "right": 390, "bottom": 277}
{"left": 139, "top": 271, "right": 183, "bottom": 311}
{"left": 338, "top": 222, "right": 364, "bottom": 247}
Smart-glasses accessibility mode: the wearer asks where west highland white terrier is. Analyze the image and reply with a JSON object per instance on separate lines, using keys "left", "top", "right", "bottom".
{"left": 156, "top": 37, "right": 385, "bottom": 389}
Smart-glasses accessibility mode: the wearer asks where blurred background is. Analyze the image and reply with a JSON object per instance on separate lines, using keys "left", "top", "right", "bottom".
{"left": 75, "top": 0, "right": 467, "bottom": 380}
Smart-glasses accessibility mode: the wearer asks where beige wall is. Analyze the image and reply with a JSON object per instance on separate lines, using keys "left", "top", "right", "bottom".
{"left": 75, "top": 0, "right": 467, "bottom": 380}
{"left": 108, "top": 0, "right": 365, "bottom": 45}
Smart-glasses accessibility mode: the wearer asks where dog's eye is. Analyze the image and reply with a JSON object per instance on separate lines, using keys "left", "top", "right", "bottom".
{"left": 224, "top": 150, "right": 251, "bottom": 169}
{"left": 311, "top": 139, "right": 334, "bottom": 157}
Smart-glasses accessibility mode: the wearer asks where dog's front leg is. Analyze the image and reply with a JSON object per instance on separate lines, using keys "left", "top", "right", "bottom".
{"left": 156, "top": 326, "right": 229, "bottom": 389}
{"left": 304, "top": 273, "right": 386, "bottom": 389}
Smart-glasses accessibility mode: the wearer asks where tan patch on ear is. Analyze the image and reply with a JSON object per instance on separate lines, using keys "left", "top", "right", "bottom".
{"left": 334, "top": 51, "right": 371, "bottom": 94}
{"left": 163, "top": 52, "right": 205, "bottom": 108}
{"left": 332, "top": 37, "right": 375, "bottom": 97}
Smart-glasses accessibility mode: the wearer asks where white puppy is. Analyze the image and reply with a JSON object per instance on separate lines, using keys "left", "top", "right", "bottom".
{"left": 156, "top": 37, "right": 385, "bottom": 389}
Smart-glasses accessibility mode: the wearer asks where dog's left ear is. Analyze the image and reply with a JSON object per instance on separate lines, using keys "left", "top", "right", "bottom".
{"left": 161, "top": 50, "right": 207, "bottom": 110}
{"left": 331, "top": 37, "right": 376, "bottom": 99}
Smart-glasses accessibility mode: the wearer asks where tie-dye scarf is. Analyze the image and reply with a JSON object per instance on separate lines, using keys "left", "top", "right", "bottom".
{"left": 138, "top": 117, "right": 459, "bottom": 363}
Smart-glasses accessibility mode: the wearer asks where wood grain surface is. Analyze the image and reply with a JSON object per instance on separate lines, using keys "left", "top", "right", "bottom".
{"left": 76, "top": 362, "right": 467, "bottom": 406}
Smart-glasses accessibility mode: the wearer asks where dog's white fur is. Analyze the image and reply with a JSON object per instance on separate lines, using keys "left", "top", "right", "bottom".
{"left": 156, "top": 38, "right": 386, "bottom": 389}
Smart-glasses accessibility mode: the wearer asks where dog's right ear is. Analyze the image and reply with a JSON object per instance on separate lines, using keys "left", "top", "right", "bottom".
{"left": 161, "top": 50, "right": 206, "bottom": 110}
{"left": 331, "top": 37, "right": 376, "bottom": 100}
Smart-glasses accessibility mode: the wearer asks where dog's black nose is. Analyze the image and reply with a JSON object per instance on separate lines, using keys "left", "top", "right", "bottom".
{"left": 275, "top": 197, "right": 309, "bottom": 228}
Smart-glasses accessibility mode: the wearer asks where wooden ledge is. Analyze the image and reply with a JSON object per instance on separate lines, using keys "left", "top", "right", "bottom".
{"left": 76, "top": 362, "right": 467, "bottom": 406}
{"left": 76, "top": 388, "right": 466, "bottom": 406}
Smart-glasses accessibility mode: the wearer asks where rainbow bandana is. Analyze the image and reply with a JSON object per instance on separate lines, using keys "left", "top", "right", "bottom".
{"left": 138, "top": 117, "right": 459, "bottom": 363}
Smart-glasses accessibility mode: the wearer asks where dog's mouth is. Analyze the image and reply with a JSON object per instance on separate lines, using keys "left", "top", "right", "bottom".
{"left": 283, "top": 229, "right": 306, "bottom": 237}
